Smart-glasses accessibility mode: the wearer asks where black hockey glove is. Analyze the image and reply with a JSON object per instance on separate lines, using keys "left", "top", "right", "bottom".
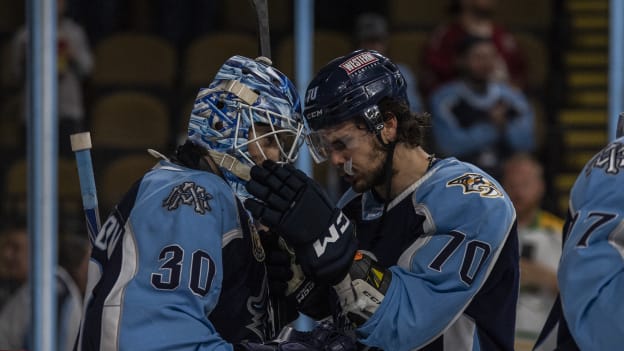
{"left": 245, "top": 160, "right": 357, "bottom": 285}
{"left": 235, "top": 321, "right": 357, "bottom": 351}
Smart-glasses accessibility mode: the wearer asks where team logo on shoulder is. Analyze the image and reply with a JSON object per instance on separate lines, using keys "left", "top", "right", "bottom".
{"left": 248, "top": 218, "right": 266, "bottom": 262}
{"left": 163, "top": 181, "right": 213, "bottom": 214}
{"left": 584, "top": 141, "right": 624, "bottom": 176}
{"left": 447, "top": 173, "right": 503, "bottom": 198}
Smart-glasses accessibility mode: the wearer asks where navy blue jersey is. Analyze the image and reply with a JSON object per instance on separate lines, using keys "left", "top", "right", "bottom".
{"left": 76, "top": 160, "right": 270, "bottom": 351}
{"left": 338, "top": 157, "right": 518, "bottom": 351}
{"left": 534, "top": 137, "right": 624, "bottom": 351}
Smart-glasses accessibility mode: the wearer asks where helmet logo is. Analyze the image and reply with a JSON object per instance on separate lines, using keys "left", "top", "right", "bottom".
{"left": 339, "top": 52, "right": 379, "bottom": 75}
{"left": 305, "top": 86, "right": 318, "bottom": 103}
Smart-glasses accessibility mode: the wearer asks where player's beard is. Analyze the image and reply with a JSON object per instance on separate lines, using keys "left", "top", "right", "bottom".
{"left": 351, "top": 138, "right": 390, "bottom": 193}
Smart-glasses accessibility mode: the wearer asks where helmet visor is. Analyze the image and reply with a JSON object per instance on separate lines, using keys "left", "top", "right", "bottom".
{"left": 305, "top": 122, "right": 371, "bottom": 163}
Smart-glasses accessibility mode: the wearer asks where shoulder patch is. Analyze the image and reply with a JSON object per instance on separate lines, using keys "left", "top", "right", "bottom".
{"left": 162, "top": 181, "right": 213, "bottom": 214}
{"left": 447, "top": 173, "right": 503, "bottom": 198}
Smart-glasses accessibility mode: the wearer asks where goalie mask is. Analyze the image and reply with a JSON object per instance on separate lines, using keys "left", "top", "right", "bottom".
{"left": 188, "top": 55, "right": 305, "bottom": 198}
{"left": 302, "top": 49, "right": 407, "bottom": 163}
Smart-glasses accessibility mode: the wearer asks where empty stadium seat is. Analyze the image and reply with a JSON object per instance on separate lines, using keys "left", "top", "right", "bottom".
{"left": 90, "top": 91, "right": 170, "bottom": 151}
{"left": 92, "top": 33, "right": 177, "bottom": 91}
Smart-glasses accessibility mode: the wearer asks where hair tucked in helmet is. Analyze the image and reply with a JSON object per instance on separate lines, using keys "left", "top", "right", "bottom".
{"left": 303, "top": 49, "right": 429, "bottom": 151}
{"left": 185, "top": 55, "right": 304, "bottom": 198}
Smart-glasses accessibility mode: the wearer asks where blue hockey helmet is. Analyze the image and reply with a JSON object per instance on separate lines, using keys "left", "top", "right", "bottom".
{"left": 303, "top": 50, "right": 407, "bottom": 162}
{"left": 188, "top": 55, "right": 304, "bottom": 197}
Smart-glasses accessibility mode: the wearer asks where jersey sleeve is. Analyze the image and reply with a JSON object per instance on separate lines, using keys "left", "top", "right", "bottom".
{"left": 357, "top": 167, "right": 517, "bottom": 350}
{"left": 557, "top": 142, "right": 624, "bottom": 350}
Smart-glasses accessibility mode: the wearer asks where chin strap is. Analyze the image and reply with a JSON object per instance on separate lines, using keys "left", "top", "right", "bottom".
{"left": 172, "top": 141, "right": 251, "bottom": 181}
{"left": 206, "top": 149, "right": 251, "bottom": 181}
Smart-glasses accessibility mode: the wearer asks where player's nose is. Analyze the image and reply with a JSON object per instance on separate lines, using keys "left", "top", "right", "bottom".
{"left": 329, "top": 150, "right": 346, "bottom": 166}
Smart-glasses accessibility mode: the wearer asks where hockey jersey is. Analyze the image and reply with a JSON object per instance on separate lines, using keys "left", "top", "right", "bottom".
{"left": 534, "top": 137, "right": 624, "bottom": 351}
{"left": 338, "top": 157, "right": 519, "bottom": 351}
{"left": 76, "top": 160, "right": 270, "bottom": 351}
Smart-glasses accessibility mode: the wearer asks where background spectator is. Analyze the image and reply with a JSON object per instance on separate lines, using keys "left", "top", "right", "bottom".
{"left": 10, "top": 0, "right": 93, "bottom": 155}
{"left": 429, "top": 35, "right": 534, "bottom": 179}
{"left": 0, "top": 234, "right": 90, "bottom": 351}
{"left": 0, "top": 226, "right": 29, "bottom": 309}
{"left": 420, "top": 0, "right": 527, "bottom": 99}
{"left": 353, "top": 12, "right": 423, "bottom": 113}
{"left": 502, "top": 153, "right": 561, "bottom": 350}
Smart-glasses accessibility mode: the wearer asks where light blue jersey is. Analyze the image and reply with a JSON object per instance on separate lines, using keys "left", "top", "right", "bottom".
{"left": 429, "top": 80, "right": 534, "bottom": 178}
{"left": 535, "top": 137, "right": 624, "bottom": 351}
{"left": 339, "top": 157, "right": 519, "bottom": 350}
{"left": 76, "top": 160, "right": 270, "bottom": 351}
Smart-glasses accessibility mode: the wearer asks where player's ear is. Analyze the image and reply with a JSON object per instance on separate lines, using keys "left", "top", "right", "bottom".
{"left": 381, "top": 112, "right": 398, "bottom": 143}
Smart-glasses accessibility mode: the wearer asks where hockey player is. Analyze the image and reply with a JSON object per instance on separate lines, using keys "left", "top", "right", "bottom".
{"left": 244, "top": 49, "right": 520, "bottom": 351}
{"left": 75, "top": 55, "right": 344, "bottom": 350}
{"left": 534, "top": 127, "right": 624, "bottom": 350}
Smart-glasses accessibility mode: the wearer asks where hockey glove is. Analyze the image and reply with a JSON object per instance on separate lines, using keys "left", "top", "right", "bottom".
{"left": 260, "top": 231, "right": 331, "bottom": 320}
{"left": 245, "top": 160, "right": 357, "bottom": 285}
{"left": 333, "top": 251, "right": 392, "bottom": 327}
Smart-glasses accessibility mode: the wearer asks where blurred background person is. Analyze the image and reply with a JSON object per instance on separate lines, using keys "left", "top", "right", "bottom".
{"left": 0, "top": 225, "right": 29, "bottom": 309}
{"left": 353, "top": 12, "right": 423, "bottom": 113}
{"left": 502, "top": 153, "right": 561, "bottom": 351}
{"left": 10, "top": 0, "right": 93, "bottom": 155}
{"left": 429, "top": 35, "right": 534, "bottom": 179}
{"left": 420, "top": 0, "right": 527, "bottom": 99}
{"left": 0, "top": 234, "right": 90, "bottom": 351}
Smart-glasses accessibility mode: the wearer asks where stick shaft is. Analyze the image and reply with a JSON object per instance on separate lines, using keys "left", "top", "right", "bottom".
{"left": 71, "top": 132, "right": 101, "bottom": 245}
{"left": 250, "top": 0, "right": 271, "bottom": 59}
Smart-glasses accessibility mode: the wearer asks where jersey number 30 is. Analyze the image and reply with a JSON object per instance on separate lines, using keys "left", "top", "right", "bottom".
{"left": 151, "top": 245, "right": 216, "bottom": 297}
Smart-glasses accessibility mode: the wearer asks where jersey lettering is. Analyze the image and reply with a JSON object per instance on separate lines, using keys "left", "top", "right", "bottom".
{"left": 574, "top": 212, "right": 617, "bottom": 247}
{"left": 151, "top": 245, "right": 184, "bottom": 290}
{"left": 94, "top": 215, "right": 124, "bottom": 257}
{"left": 151, "top": 244, "right": 215, "bottom": 296}
{"left": 429, "top": 231, "right": 492, "bottom": 285}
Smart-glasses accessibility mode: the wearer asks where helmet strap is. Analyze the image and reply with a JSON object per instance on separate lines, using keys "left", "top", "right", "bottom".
{"left": 205, "top": 149, "right": 252, "bottom": 181}
{"left": 368, "top": 140, "right": 396, "bottom": 249}
{"left": 381, "top": 140, "right": 396, "bottom": 208}
{"left": 173, "top": 140, "right": 251, "bottom": 181}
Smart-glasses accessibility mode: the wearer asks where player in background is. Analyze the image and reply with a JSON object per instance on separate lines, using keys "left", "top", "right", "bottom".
{"left": 76, "top": 55, "right": 312, "bottom": 350}
{"left": 533, "top": 121, "right": 624, "bottom": 350}
{"left": 244, "top": 49, "right": 519, "bottom": 350}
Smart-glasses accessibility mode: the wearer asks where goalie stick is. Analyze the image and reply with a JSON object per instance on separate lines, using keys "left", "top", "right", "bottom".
{"left": 70, "top": 132, "right": 101, "bottom": 245}
{"left": 250, "top": 0, "right": 271, "bottom": 59}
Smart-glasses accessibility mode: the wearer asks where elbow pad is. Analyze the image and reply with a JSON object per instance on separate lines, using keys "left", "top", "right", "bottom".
{"left": 333, "top": 251, "right": 392, "bottom": 327}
